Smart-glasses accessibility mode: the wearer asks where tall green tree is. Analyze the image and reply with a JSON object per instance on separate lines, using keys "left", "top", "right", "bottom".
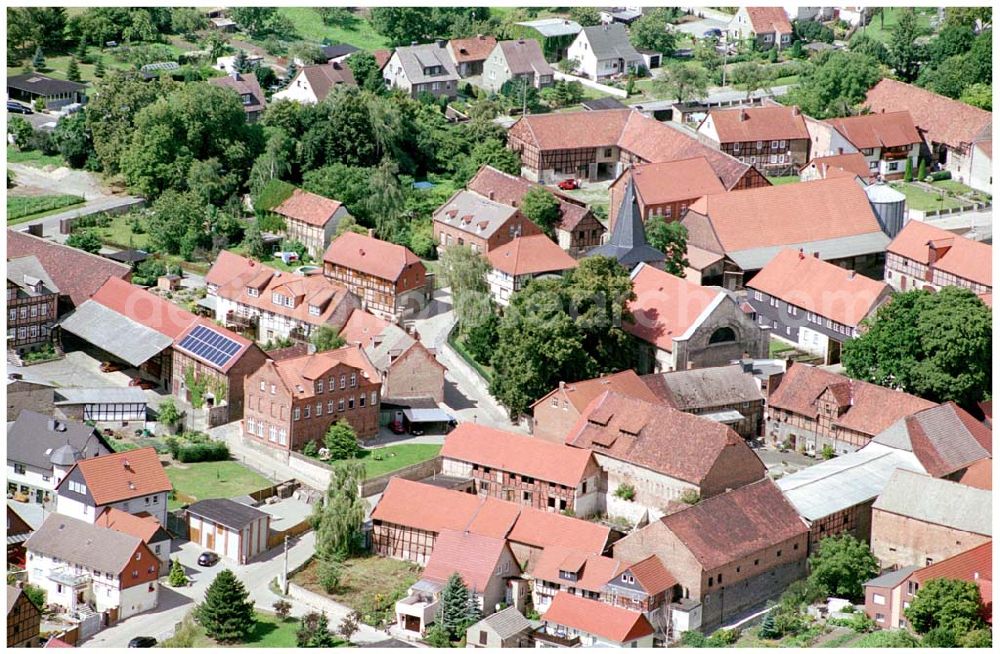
{"left": 229, "top": 7, "right": 278, "bottom": 38}
{"left": 346, "top": 51, "right": 385, "bottom": 93}
{"left": 645, "top": 218, "right": 689, "bottom": 277}
{"left": 52, "top": 112, "right": 94, "bottom": 169}
{"left": 195, "top": 569, "right": 256, "bottom": 643}
{"left": 960, "top": 82, "right": 992, "bottom": 110}
{"left": 888, "top": 8, "right": 923, "bottom": 82}
{"left": 806, "top": 535, "right": 879, "bottom": 602}
{"left": 785, "top": 51, "right": 883, "bottom": 118}
{"left": 86, "top": 71, "right": 173, "bottom": 174}
{"left": 311, "top": 460, "right": 366, "bottom": 561}
{"left": 568, "top": 7, "right": 602, "bottom": 27}
{"left": 296, "top": 611, "right": 340, "bottom": 647}
{"left": 31, "top": 46, "right": 45, "bottom": 70}
{"left": 65, "top": 56, "right": 81, "bottom": 82}
{"left": 905, "top": 578, "right": 986, "bottom": 635}
{"left": 93, "top": 57, "right": 106, "bottom": 78}
{"left": 168, "top": 558, "right": 187, "bottom": 587}
{"left": 7, "top": 7, "right": 67, "bottom": 59}
{"left": 439, "top": 573, "right": 477, "bottom": 640}
{"left": 848, "top": 33, "right": 889, "bottom": 64}
{"left": 439, "top": 244, "right": 493, "bottom": 333}
{"left": 519, "top": 187, "right": 561, "bottom": 238}
{"left": 653, "top": 62, "right": 709, "bottom": 103}
{"left": 563, "top": 256, "right": 638, "bottom": 371}
{"left": 311, "top": 325, "right": 345, "bottom": 352}
{"left": 629, "top": 8, "right": 678, "bottom": 56}
{"left": 730, "top": 62, "right": 771, "bottom": 100}
{"left": 842, "top": 287, "right": 992, "bottom": 409}
{"left": 365, "top": 158, "right": 408, "bottom": 243}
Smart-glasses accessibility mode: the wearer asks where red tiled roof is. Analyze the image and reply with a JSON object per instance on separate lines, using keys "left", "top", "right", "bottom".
{"left": 92, "top": 277, "right": 198, "bottom": 339}
{"left": 95, "top": 507, "right": 164, "bottom": 543}
{"left": 6, "top": 229, "right": 131, "bottom": 307}
{"left": 747, "top": 249, "right": 891, "bottom": 327}
{"left": 374, "top": 49, "right": 393, "bottom": 70}
{"left": 685, "top": 176, "right": 883, "bottom": 253}
{"left": 622, "top": 157, "right": 726, "bottom": 207}
{"left": 273, "top": 188, "right": 343, "bottom": 227}
{"left": 509, "top": 108, "right": 633, "bottom": 151}
{"left": 323, "top": 231, "right": 423, "bottom": 283}
{"left": 44, "top": 637, "right": 73, "bottom": 648}
{"left": 707, "top": 105, "right": 809, "bottom": 143}
{"left": 422, "top": 529, "right": 511, "bottom": 591}
{"left": 865, "top": 79, "right": 992, "bottom": 150}
{"left": 208, "top": 71, "right": 264, "bottom": 114}
{"left": 909, "top": 541, "right": 992, "bottom": 622}
{"left": 826, "top": 110, "right": 922, "bottom": 150}
{"left": 373, "top": 479, "right": 610, "bottom": 554}
{"left": 61, "top": 447, "right": 172, "bottom": 507}
{"left": 660, "top": 479, "right": 807, "bottom": 570}
{"left": 745, "top": 6, "right": 793, "bottom": 34}
{"left": 531, "top": 369, "right": 661, "bottom": 414}
{"left": 801, "top": 153, "right": 873, "bottom": 181}
{"left": 768, "top": 364, "right": 936, "bottom": 437}
{"left": 958, "top": 459, "right": 992, "bottom": 490}
{"left": 269, "top": 345, "right": 379, "bottom": 400}
{"left": 448, "top": 35, "right": 497, "bottom": 62}
{"left": 487, "top": 235, "right": 577, "bottom": 277}
{"left": 207, "top": 249, "right": 258, "bottom": 287}
{"left": 894, "top": 402, "right": 992, "bottom": 478}
{"left": 979, "top": 293, "right": 992, "bottom": 307}
{"left": 467, "top": 165, "right": 595, "bottom": 232}
{"left": 441, "top": 423, "right": 594, "bottom": 487}
{"left": 338, "top": 309, "right": 391, "bottom": 346}
{"left": 566, "top": 391, "right": 766, "bottom": 486}
{"left": 542, "top": 592, "right": 654, "bottom": 644}
{"left": 625, "top": 263, "right": 723, "bottom": 352}
{"left": 532, "top": 547, "right": 624, "bottom": 593}
{"left": 626, "top": 555, "right": 677, "bottom": 596}
{"left": 886, "top": 220, "right": 992, "bottom": 288}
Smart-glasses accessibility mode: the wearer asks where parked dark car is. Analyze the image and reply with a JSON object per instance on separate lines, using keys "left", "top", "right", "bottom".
{"left": 389, "top": 420, "right": 406, "bottom": 435}
{"left": 197, "top": 551, "right": 219, "bottom": 567}
{"left": 127, "top": 637, "right": 157, "bottom": 648}
{"left": 7, "top": 101, "right": 33, "bottom": 114}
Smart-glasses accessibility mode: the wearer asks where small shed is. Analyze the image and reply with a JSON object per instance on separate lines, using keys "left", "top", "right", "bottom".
{"left": 186, "top": 498, "right": 271, "bottom": 565}
{"left": 102, "top": 249, "right": 150, "bottom": 266}
{"left": 157, "top": 274, "right": 181, "bottom": 291}
{"left": 53, "top": 387, "right": 149, "bottom": 423}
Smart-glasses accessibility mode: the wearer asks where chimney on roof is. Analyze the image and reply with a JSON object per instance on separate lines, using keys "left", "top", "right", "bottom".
{"left": 123, "top": 458, "right": 131, "bottom": 470}
{"left": 367, "top": 228, "right": 375, "bottom": 238}
{"left": 477, "top": 34, "right": 484, "bottom": 39}
{"left": 229, "top": 69, "right": 239, "bottom": 80}
{"left": 436, "top": 39, "right": 446, "bottom": 48}
{"left": 798, "top": 249, "right": 804, "bottom": 259}
{"left": 488, "top": 191, "right": 495, "bottom": 201}
{"left": 813, "top": 252, "right": 819, "bottom": 258}
{"left": 739, "top": 108, "right": 747, "bottom": 122}
{"left": 10, "top": 373, "right": 22, "bottom": 380}
{"left": 559, "top": 380, "right": 566, "bottom": 390}
{"left": 792, "top": 106, "right": 800, "bottom": 116}
{"left": 837, "top": 147, "right": 843, "bottom": 155}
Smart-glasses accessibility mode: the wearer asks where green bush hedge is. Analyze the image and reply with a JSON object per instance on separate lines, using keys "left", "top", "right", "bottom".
{"left": 175, "top": 441, "right": 230, "bottom": 463}
{"left": 929, "top": 170, "right": 952, "bottom": 181}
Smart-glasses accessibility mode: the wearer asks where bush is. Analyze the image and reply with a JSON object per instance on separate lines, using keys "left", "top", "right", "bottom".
{"left": 302, "top": 440, "right": 319, "bottom": 458}
{"left": 831, "top": 611, "right": 876, "bottom": 633}
{"left": 175, "top": 441, "right": 230, "bottom": 463}
{"left": 613, "top": 483, "right": 636, "bottom": 501}
{"left": 820, "top": 444, "right": 836, "bottom": 460}
{"left": 929, "top": 170, "right": 952, "bottom": 181}
{"left": 323, "top": 420, "right": 359, "bottom": 461}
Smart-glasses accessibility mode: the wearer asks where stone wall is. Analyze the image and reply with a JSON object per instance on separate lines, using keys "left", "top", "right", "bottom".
{"left": 359, "top": 456, "right": 443, "bottom": 498}
{"left": 870, "top": 510, "right": 991, "bottom": 569}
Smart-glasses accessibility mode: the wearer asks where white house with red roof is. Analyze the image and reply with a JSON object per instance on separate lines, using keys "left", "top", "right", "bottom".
{"left": 884, "top": 220, "right": 992, "bottom": 295}
{"left": 824, "top": 111, "right": 923, "bottom": 180}
{"left": 727, "top": 6, "right": 793, "bottom": 50}
{"left": 536, "top": 591, "right": 655, "bottom": 647}
{"left": 273, "top": 189, "right": 352, "bottom": 259}
{"left": 626, "top": 263, "right": 768, "bottom": 373}
{"left": 486, "top": 235, "right": 577, "bottom": 306}
{"left": 747, "top": 249, "right": 892, "bottom": 364}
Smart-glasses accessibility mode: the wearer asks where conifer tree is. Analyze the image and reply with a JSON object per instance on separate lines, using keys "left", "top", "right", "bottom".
{"left": 195, "top": 569, "right": 256, "bottom": 643}
{"left": 439, "top": 573, "right": 472, "bottom": 640}
{"left": 32, "top": 46, "right": 45, "bottom": 70}
{"left": 168, "top": 558, "right": 187, "bottom": 587}
{"left": 94, "top": 57, "right": 106, "bottom": 78}
{"left": 917, "top": 158, "right": 927, "bottom": 181}
{"left": 66, "top": 57, "right": 81, "bottom": 83}
{"left": 903, "top": 156, "right": 913, "bottom": 182}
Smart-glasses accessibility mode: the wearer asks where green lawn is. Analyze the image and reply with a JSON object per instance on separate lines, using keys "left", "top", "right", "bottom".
{"left": 889, "top": 182, "right": 966, "bottom": 212}
{"left": 7, "top": 194, "right": 85, "bottom": 223}
{"left": 90, "top": 212, "right": 151, "bottom": 250}
{"left": 275, "top": 8, "right": 389, "bottom": 50}
{"left": 165, "top": 460, "right": 272, "bottom": 510}
{"left": 294, "top": 555, "right": 420, "bottom": 626}
{"left": 182, "top": 610, "right": 329, "bottom": 648}
{"left": 862, "top": 7, "right": 935, "bottom": 43}
{"left": 767, "top": 176, "right": 801, "bottom": 185}
{"left": 7, "top": 146, "right": 65, "bottom": 167}
{"left": 931, "top": 179, "right": 991, "bottom": 203}
{"left": 352, "top": 443, "right": 441, "bottom": 478}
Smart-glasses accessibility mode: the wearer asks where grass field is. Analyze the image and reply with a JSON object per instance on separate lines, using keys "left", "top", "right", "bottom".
{"left": 165, "top": 460, "right": 272, "bottom": 510}
{"left": 7, "top": 146, "right": 65, "bottom": 168}
{"left": 183, "top": 610, "right": 331, "bottom": 648}
{"left": 931, "top": 179, "right": 991, "bottom": 202}
{"left": 7, "top": 194, "right": 85, "bottom": 223}
{"left": 862, "top": 7, "right": 936, "bottom": 43}
{"left": 767, "top": 176, "right": 801, "bottom": 185}
{"left": 890, "top": 182, "right": 966, "bottom": 212}
{"left": 351, "top": 443, "right": 441, "bottom": 478}
{"left": 90, "top": 213, "right": 151, "bottom": 250}
{"left": 275, "top": 8, "right": 389, "bottom": 50}
{"left": 294, "top": 555, "right": 419, "bottom": 626}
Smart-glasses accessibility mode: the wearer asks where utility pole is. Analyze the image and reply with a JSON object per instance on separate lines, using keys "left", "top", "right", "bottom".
{"left": 281, "top": 534, "right": 289, "bottom": 594}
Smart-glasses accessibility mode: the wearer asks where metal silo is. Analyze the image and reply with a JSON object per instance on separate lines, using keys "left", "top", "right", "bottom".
{"left": 865, "top": 183, "right": 907, "bottom": 238}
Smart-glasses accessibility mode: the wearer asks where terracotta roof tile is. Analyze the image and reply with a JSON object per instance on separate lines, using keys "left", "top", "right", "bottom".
{"left": 91, "top": 277, "right": 197, "bottom": 339}
{"left": 299, "top": 62, "right": 356, "bottom": 102}
{"left": 909, "top": 541, "right": 992, "bottom": 616}
{"left": 875, "top": 402, "right": 992, "bottom": 478}
{"left": 442, "top": 423, "right": 594, "bottom": 487}
{"left": 208, "top": 71, "right": 264, "bottom": 114}
{"left": 958, "top": 459, "right": 992, "bottom": 490}
{"left": 533, "top": 547, "right": 624, "bottom": 593}
{"left": 268, "top": 345, "right": 379, "bottom": 400}
{"left": 95, "top": 507, "right": 166, "bottom": 543}
{"left": 542, "top": 592, "right": 654, "bottom": 644}
{"left": 768, "top": 364, "right": 936, "bottom": 438}
{"left": 747, "top": 249, "right": 891, "bottom": 326}
{"left": 506, "top": 506, "right": 610, "bottom": 555}
{"left": 467, "top": 165, "right": 596, "bottom": 232}
{"left": 826, "top": 110, "right": 922, "bottom": 150}
{"left": 566, "top": 391, "right": 766, "bottom": 486}
{"left": 374, "top": 49, "right": 393, "bottom": 70}
{"left": 865, "top": 79, "right": 992, "bottom": 150}
{"left": 449, "top": 35, "right": 498, "bottom": 63}
{"left": 487, "top": 235, "right": 577, "bottom": 277}
{"left": 685, "top": 176, "right": 884, "bottom": 253}
{"left": 531, "top": 369, "right": 661, "bottom": 414}
{"left": 801, "top": 153, "right": 873, "bottom": 181}
{"left": 707, "top": 105, "right": 809, "bottom": 143}
{"left": 625, "top": 554, "right": 677, "bottom": 596}
{"left": 61, "top": 447, "right": 172, "bottom": 507}
{"left": 339, "top": 309, "right": 391, "bottom": 345}
{"left": 660, "top": 479, "right": 807, "bottom": 570}
{"left": 6, "top": 229, "right": 131, "bottom": 307}
{"left": 206, "top": 249, "right": 258, "bottom": 287}
{"left": 422, "top": 529, "right": 511, "bottom": 591}
{"left": 273, "top": 188, "right": 343, "bottom": 227}
{"left": 745, "top": 6, "right": 793, "bottom": 34}
{"left": 621, "top": 157, "right": 726, "bottom": 207}
{"left": 323, "top": 231, "right": 423, "bottom": 283}
{"left": 625, "top": 263, "right": 723, "bottom": 352}
{"left": 886, "top": 220, "right": 991, "bottom": 288}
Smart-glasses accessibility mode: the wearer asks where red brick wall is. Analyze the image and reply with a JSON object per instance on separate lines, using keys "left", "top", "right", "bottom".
{"left": 700, "top": 437, "right": 768, "bottom": 498}
{"left": 383, "top": 342, "right": 445, "bottom": 403}
{"left": 532, "top": 390, "right": 583, "bottom": 443}
{"left": 871, "top": 510, "right": 991, "bottom": 569}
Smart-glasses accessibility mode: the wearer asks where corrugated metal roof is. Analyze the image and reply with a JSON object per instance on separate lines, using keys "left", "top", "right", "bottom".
{"left": 728, "top": 231, "right": 891, "bottom": 271}
{"left": 59, "top": 301, "right": 172, "bottom": 366}
{"left": 516, "top": 18, "right": 582, "bottom": 37}
{"left": 54, "top": 387, "right": 149, "bottom": 405}
{"left": 873, "top": 469, "right": 992, "bottom": 535}
{"left": 776, "top": 443, "right": 925, "bottom": 521}
{"left": 402, "top": 407, "right": 453, "bottom": 423}
{"left": 864, "top": 565, "right": 919, "bottom": 589}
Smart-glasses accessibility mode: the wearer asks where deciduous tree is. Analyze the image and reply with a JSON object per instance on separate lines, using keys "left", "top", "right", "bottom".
{"left": 653, "top": 62, "right": 709, "bottom": 104}
{"left": 905, "top": 578, "right": 986, "bottom": 635}
{"left": 66, "top": 230, "right": 103, "bottom": 254}
{"left": 645, "top": 218, "right": 689, "bottom": 276}
{"left": 519, "top": 187, "right": 561, "bottom": 238}
{"left": 311, "top": 460, "right": 366, "bottom": 561}
{"left": 311, "top": 325, "right": 345, "bottom": 352}
{"left": 323, "top": 420, "right": 359, "bottom": 461}
{"left": 807, "top": 535, "right": 879, "bottom": 602}
{"left": 629, "top": 8, "right": 678, "bottom": 56}
{"left": 888, "top": 8, "right": 923, "bottom": 82}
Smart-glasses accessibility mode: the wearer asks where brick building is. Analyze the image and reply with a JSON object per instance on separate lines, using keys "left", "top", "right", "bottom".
{"left": 432, "top": 190, "right": 543, "bottom": 254}
{"left": 7, "top": 255, "right": 59, "bottom": 356}
{"left": 766, "top": 363, "right": 936, "bottom": 455}
{"left": 697, "top": 104, "right": 810, "bottom": 175}
{"left": 272, "top": 189, "right": 352, "bottom": 259}
{"left": 608, "top": 157, "right": 725, "bottom": 229}
{"left": 440, "top": 423, "right": 603, "bottom": 516}
{"left": 613, "top": 479, "right": 809, "bottom": 633}
{"left": 884, "top": 220, "right": 991, "bottom": 295}
{"left": 323, "top": 232, "right": 430, "bottom": 322}
{"left": 870, "top": 470, "right": 991, "bottom": 570}
{"left": 566, "top": 391, "right": 767, "bottom": 523}
{"left": 244, "top": 345, "right": 381, "bottom": 448}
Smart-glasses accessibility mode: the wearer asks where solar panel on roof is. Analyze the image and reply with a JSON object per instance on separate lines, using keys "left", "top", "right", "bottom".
{"left": 176, "top": 325, "right": 242, "bottom": 369}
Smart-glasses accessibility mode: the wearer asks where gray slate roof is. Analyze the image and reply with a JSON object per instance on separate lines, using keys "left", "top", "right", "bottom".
{"left": 872, "top": 469, "right": 992, "bottom": 535}
{"left": 642, "top": 364, "right": 763, "bottom": 410}
{"left": 7, "top": 255, "right": 59, "bottom": 296}
{"left": 864, "top": 565, "right": 919, "bottom": 589}
{"left": 586, "top": 178, "right": 665, "bottom": 267}
{"left": 579, "top": 23, "right": 644, "bottom": 62}
{"left": 393, "top": 42, "right": 459, "bottom": 85}
{"left": 872, "top": 403, "right": 991, "bottom": 476}
{"left": 7, "top": 410, "right": 109, "bottom": 473}
{"left": 7, "top": 73, "right": 86, "bottom": 96}
{"left": 186, "top": 498, "right": 270, "bottom": 530}
{"left": 476, "top": 606, "right": 532, "bottom": 639}
{"left": 59, "top": 300, "right": 173, "bottom": 366}
{"left": 25, "top": 514, "right": 143, "bottom": 575}
{"left": 433, "top": 190, "right": 521, "bottom": 239}
{"left": 365, "top": 322, "right": 417, "bottom": 371}
{"left": 728, "top": 231, "right": 891, "bottom": 272}
{"left": 516, "top": 18, "right": 582, "bottom": 37}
